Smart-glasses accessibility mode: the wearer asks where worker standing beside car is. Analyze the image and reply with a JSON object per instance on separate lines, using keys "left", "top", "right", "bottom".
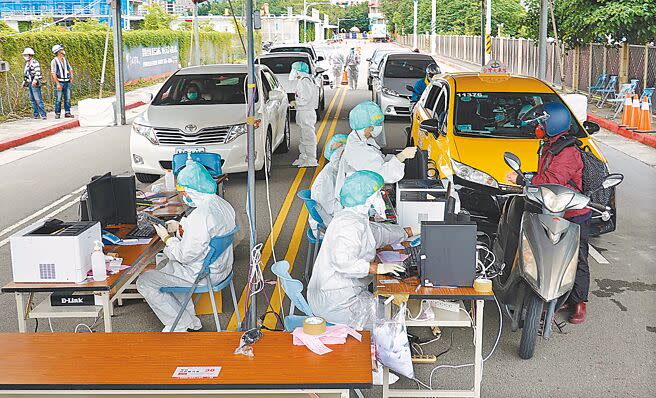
{"left": 345, "top": 48, "right": 360, "bottom": 90}
{"left": 505, "top": 102, "right": 591, "bottom": 325}
{"left": 329, "top": 50, "right": 344, "bottom": 88}
{"left": 290, "top": 61, "right": 319, "bottom": 168}
{"left": 410, "top": 63, "right": 440, "bottom": 102}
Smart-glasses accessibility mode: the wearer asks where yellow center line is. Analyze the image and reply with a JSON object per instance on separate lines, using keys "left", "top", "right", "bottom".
{"left": 227, "top": 88, "right": 344, "bottom": 331}
{"left": 263, "top": 88, "right": 348, "bottom": 329}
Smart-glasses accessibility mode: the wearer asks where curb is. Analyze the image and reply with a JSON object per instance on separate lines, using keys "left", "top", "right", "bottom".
{"left": 587, "top": 114, "right": 656, "bottom": 149}
{"left": 0, "top": 100, "right": 147, "bottom": 152}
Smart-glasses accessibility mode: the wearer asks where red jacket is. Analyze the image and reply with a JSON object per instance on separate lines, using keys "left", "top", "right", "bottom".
{"left": 530, "top": 132, "right": 590, "bottom": 219}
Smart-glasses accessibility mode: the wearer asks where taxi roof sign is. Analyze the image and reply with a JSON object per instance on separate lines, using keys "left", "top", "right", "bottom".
{"left": 480, "top": 60, "right": 509, "bottom": 75}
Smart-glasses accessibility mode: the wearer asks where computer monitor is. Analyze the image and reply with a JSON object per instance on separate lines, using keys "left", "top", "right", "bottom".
{"left": 419, "top": 221, "right": 477, "bottom": 287}
{"left": 403, "top": 149, "right": 428, "bottom": 180}
{"left": 86, "top": 173, "right": 137, "bottom": 227}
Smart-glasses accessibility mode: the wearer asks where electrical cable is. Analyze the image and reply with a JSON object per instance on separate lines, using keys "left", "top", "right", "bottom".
{"left": 6, "top": 0, "right": 105, "bottom": 37}
{"left": 226, "top": 0, "right": 247, "bottom": 55}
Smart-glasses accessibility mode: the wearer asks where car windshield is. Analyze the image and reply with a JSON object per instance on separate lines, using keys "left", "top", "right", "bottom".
{"left": 454, "top": 92, "right": 584, "bottom": 138}
{"left": 258, "top": 57, "right": 310, "bottom": 74}
{"left": 153, "top": 73, "right": 246, "bottom": 105}
{"left": 270, "top": 47, "right": 314, "bottom": 58}
{"left": 384, "top": 56, "right": 433, "bottom": 78}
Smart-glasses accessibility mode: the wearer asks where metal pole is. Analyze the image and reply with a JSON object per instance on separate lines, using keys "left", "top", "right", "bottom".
{"left": 303, "top": 0, "right": 307, "bottom": 43}
{"left": 430, "top": 0, "right": 436, "bottom": 54}
{"left": 537, "top": 0, "right": 548, "bottom": 79}
{"left": 245, "top": 0, "right": 258, "bottom": 330}
{"left": 485, "top": 0, "right": 491, "bottom": 64}
{"left": 111, "top": 0, "right": 125, "bottom": 125}
{"left": 193, "top": 4, "right": 201, "bottom": 65}
{"left": 413, "top": 0, "right": 418, "bottom": 49}
{"left": 480, "top": 0, "right": 485, "bottom": 66}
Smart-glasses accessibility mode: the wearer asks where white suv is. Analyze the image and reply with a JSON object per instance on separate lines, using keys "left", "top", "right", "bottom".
{"left": 130, "top": 64, "right": 290, "bottom": 183}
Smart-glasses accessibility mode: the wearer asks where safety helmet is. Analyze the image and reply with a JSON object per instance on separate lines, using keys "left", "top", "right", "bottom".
{"left": 349, "top": 101, "right": 384, "bottom": 131}
{"left": 22, "top": 47, "right": 35, "bottom": 56}
{"left": 339, "top": 170, "right": 384, "bottom": 208}
{"left": 291, "top": 61, "right": 310, "bottom": 74}
{"left": 323, "top": 134, "right": 348, "bottom": 160}
{"left": 425, "top": 63, "right": 440, "bottom": 79}
{"left": 51, "top": 44, "right": 64, "bottom": 55}
{"left": 541, "top": 102, "right": 571, "bottom": 137}
{"left": 176, "top": 159, "right": 217, "bottom": 195}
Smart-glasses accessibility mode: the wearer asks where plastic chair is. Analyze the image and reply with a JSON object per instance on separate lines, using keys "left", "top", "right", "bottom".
{"left": 297, "top": 189, "right": 327, "bottom": 283}
{"left": 271, "top": 260, "right": 315, "bottom": 331}
{"left": 172, "top": 152, "right": 227, "bottom": 196}
{"left": 588, "top": 74, "right": 607, "bottom": 98}
{"left": 160, "top": 225, "right": 241, "bottom": 332}
{"left": 607, "top": 83, "right": 637, "bottom": 119}
{"left": 596, "top": 75, "right": 618, "bottom": 108}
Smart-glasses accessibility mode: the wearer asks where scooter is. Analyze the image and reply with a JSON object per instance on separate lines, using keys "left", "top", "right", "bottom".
{"left": 490, "top": 152, "right": 623, "bottom": 359}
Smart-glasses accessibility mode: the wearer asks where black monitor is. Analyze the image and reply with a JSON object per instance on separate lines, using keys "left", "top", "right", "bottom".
{"left": 419, "top": 221, "right": 477, "bottom": 287}
{"left": 86, "top": 173, "right": 137, "bottom": 227}
{"left": 403, "top": 149, "right": 428, "bottom": 180}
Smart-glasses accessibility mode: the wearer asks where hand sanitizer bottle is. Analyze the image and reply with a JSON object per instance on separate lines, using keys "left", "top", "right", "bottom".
{"left": 91, "top": 241, "right": 106, "bottom": 282}
{"left": 164, "top": 169, "right": 175, "bottom": 191}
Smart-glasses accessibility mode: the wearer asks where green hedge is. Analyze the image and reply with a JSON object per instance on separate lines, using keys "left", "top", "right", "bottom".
{"left": 0, "top": 30, "right": 252, "bottom": 120}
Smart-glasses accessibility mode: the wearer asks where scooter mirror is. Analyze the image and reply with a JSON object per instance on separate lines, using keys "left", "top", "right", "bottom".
{"left": 602, "top": 173, "right": 624, "bottom": 189}
{"left": 406, "top": 84, "right": 415, "bottom": 93}
{"left": 504, "top": 152, "right": 522, "bottom": 172}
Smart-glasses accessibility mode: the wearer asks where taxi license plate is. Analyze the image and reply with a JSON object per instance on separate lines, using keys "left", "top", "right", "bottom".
{"left": 175, "top": 147, "right": 206, "bottom": 154}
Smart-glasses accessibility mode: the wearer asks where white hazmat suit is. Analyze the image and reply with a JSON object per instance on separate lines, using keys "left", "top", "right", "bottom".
{"left": 137, "top": 189, "right": 236, "bottom": 332}
{"left": 292, "top": 70, "right": 319, "bottom": 167}
{"left": 345, "top": 50, "right": 360, "bottom": 90}
{"left": 329, "top": 51, "right": 345, "bottom": 88}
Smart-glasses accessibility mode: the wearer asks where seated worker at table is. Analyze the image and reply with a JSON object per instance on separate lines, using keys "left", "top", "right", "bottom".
{"left": 308, "top": 170, "right": 413, "bottom": 328}
{"left": 410, "top": 63, "right": 440, "bottom": 102}
{"left": 309, "top": 133, "right": 348, "bottom": 229}
{"left": 137, "top": 160, "right": 236, "bottom": 332}
{"left": 334, "top": 101, "right": 417, "bottom": 208}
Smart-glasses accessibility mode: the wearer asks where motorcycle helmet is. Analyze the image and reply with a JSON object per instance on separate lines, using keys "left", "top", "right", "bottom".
{"left": 426, "top": 63, "right": 441, "bottom": 80}
{"left": 542, "top": 102, "right": 571, "bottom": 137}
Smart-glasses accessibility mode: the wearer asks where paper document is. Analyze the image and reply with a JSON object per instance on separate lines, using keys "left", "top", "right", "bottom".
{"left": 391, "top": 243, "right": 405, "bottom": 250}
{"left": 117, "top": 238, "right": 152, "bottom": 246}
{"left": 172, "top": 366, "right": 221, "bottom": 379}
{"left": 377, "top": 251, "right": 409, "bottom": 264}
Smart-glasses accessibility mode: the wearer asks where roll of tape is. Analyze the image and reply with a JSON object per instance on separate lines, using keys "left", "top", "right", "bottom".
{"left": 473, "top": 278, "right": 492, "bottom": 293}
{"left": 303, "top": 316, "right": 327, "bottom": 335}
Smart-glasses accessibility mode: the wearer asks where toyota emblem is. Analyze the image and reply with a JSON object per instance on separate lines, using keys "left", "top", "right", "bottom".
{"left": 184, "top": 124, "right": 197, "bottom": 133}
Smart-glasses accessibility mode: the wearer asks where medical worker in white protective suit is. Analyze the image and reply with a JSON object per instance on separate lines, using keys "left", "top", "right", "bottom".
{"left": 309, "top": 133, "right": 349, "bottom": 230}
{"left": 136, "top": 160, "right": 236, "bottom": 332}
{"left": 328, "top": 50, "right": 345, "bottom": 88}
{"left": 308, "top": 170, "right": 413, "bottom": 328}
{"left": 290, "top": 61, "right": 319, "bottom": 167}
{"left": 344, "top": 48, "right": 360, "bottom": 90}
{"left": 334, "top": 101, "right": 417, "bottom": 206}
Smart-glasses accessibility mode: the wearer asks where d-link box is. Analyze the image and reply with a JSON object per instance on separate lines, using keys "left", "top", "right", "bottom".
{"left": 10, "top": 220, "right": 101, "bottom": 283}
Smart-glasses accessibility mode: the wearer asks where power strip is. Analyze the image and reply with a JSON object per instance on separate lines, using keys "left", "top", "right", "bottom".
{"left": 428, "top": 299, "right": 460, "bottom": 313}
{"left": 411, "top": 354, "right": 437, "bottom": 364}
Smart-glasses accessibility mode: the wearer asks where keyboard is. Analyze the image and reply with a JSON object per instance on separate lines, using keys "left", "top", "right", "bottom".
{"left": 125, "top": 224, "right": 155, "bottom": 239}
{"left": 404, "top": 245, "right": 421, "bottom": 268}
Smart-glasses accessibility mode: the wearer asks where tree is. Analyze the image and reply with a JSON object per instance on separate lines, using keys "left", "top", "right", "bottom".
{"left": 0, "top": 21, "right": 16, "bottom": 34}
{"left": 143, "top": 3, "right": 175, "bottom": 30}
{"left": 339, "top": 2, "right": 369, "bottom": 33}
{"left": 70, "top": 18, "right": 108, "bottom": 32}
{"left": 31, "top": 15, "right": 68, "bottom": 33}
{"left": 524, "top": 0, "right": 656, "bottom": 45}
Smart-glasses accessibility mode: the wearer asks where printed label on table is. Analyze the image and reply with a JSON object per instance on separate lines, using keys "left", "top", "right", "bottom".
{"left": 172, "top": 366, "right": 221, "bottom": 379}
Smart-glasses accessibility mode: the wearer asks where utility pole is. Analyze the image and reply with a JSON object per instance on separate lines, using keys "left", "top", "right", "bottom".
{"left": 485, "top": 0, "right": 491, "bottom": 64}
{"left": 538, "top": 0, "right": 548, "bottom": 79}
{"left": 413, "top": 0, "right": 418, "bottom": 49}
{"left": 430, "top": 0, "right": 436, "bottom": 54}
{"left": 192, "top": 3, "right": 201, "bottom": 65}
{"left": 111, "top": 0, "right": 125, "bottom": 125}
{"left": 303, "top": 0, "right": 307, "bottom": 43}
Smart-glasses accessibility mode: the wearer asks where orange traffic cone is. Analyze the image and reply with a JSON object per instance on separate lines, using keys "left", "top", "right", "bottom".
{"left": 628, "top": 94, "right": 641, "bottom": 129}
{"left": 341, "top": 70, "right": 348, "bottom": 85}
{"left": 620, "top": 93, "right": 632, "bottom": 126}
{"left": 637, "top": 96, "right": 653, "bottom": 132}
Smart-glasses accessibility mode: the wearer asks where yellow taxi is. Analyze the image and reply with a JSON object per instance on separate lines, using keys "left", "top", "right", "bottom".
{"left": 408, "top": 72, "right": 615, "bottom": 235}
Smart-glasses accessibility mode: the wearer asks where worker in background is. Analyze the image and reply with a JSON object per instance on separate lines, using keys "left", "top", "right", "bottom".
{"left": 290, "top": 61, "right": 319, "bottom": 168}
{"left": 308, "top": 170, "right": 412, "bottom": 328}
{"left": 344, "top": 48, "right": 360, "bottom": 90}
{"left": 50, "top": 44, "right": 73, "bottom": 119}
{"left": 137, "top": 159, "right": 236, "bottom": 332}
{"left": 328, "top": 50, "right": 344, "bottom": 88}
{"left": 410, "top": 63, "right": 440, "bottom": 102}
{"left": 310, "top": 133, "right": 349, "bottom": 230}
{"left": 505, "top": 102, "right": 591, "bottom": 324}
{"left": 21, "top": 47, "right": 47, "bottom": 120}
{"left": 334, "top": 101, "right": 417, "bottom": 205}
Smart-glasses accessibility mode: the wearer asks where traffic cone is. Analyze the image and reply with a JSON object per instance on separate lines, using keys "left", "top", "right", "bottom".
{"left": 341, "top": 70, "right": 348, "bottom": 85}
{"left": 620, "top": 93, "right": 632, "bottom": 126}
{"left": 637, "top": 96, "right": 653, "bottom": 133}
{"left": 628, "top": 94, "right": 641, "bottom": 129}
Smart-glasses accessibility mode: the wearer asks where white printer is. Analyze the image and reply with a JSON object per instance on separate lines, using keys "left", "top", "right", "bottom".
{"left": 395, "top": 179, "right": 448, "bottom": 231}
{"left": 10, "top": 220, "right": 101, "bottom": 283}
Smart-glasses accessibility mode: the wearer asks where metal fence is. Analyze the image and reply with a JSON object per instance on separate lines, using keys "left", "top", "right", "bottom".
{"left": 398, "top": 34, "right": 656, "bottom": 109}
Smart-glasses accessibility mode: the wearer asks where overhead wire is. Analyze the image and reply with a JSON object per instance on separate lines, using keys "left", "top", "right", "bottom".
{"left": 6, "top": 0, "right": 106, "bottom": 37}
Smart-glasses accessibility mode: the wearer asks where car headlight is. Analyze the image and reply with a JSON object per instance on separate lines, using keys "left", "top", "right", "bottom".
{"left": 381, "top": 87, "right": 400, "bottom": 97}
{"left": 557, "top": 251, "right": 578, "bottom": 296}
{"left": 225, "top": 123, "right": 247, "bottom": 143}
{"left": 451, "top": 159, "right": 498, "bottom": 188}
{"left": 132, "top": 123, "right": 158, "bottom": 145}
{"left": 521, "top": 234, "right": 538, "bottom": 284}
{"left": 540, "top": 186, "right": 574, "bottom": 213}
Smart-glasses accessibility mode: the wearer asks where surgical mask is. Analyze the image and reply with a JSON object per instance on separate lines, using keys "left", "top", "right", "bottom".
{"left": 23, "top": 55, "right": 30, "bottom": 61}
{"left": 368, "top": 192, "right": 387, "bottom": 220}
{"left": 289, "top": 70, "right": 299, "bottom": 81}
{"left": 187, "top": 91, "right": 199, "bottom": 101}
{"left": 61, "top": 50, "right": 66, "bottom": 55}
{"left": 371, "top": 125, "right": 383, "bottom": 138}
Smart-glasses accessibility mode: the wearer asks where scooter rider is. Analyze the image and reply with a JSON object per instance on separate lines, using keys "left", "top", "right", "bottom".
{"left": 505, "top": 102, "right": 591, "bottom": 324}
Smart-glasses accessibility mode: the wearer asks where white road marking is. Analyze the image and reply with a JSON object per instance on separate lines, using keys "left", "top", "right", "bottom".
{"left": 0, "top": 185, "right": 86, "bottom": 241}
{"left": 589, "top": 245, "right": 610, "bottom": 264}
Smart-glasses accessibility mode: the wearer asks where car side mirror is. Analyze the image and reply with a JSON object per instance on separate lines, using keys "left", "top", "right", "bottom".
{"left": 504, "top": 152, "right": 522, "bottom": 173}
{"left": 583, "top": 120, "right": 600, "bottom": 134}
{"left": 316, "top": 66, "right": 326, "bottom": 74}
{"left": 601, "top": 173, "right": 623, "bottom": 189}
{"left": 317, "top": 55, "right": 325, "bottom": 62}
{"left": 419, "top": 119, "right": 440, "bottom": 137}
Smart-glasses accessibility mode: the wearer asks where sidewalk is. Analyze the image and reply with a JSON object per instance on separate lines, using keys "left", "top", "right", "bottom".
{"left": 0, "top": 85, "right": 161, "bottom": 152}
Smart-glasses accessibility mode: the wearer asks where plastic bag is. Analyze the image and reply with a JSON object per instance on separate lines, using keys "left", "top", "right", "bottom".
{"left": 347, "top": 292, "right": 379, "bottom": 331}
{"left": 373, "top": 302, "right": 414, "bottom": 379}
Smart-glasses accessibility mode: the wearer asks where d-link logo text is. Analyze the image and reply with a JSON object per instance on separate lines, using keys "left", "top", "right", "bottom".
{"left": 61, "top": 297, "right": 83, "bottom": 304}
